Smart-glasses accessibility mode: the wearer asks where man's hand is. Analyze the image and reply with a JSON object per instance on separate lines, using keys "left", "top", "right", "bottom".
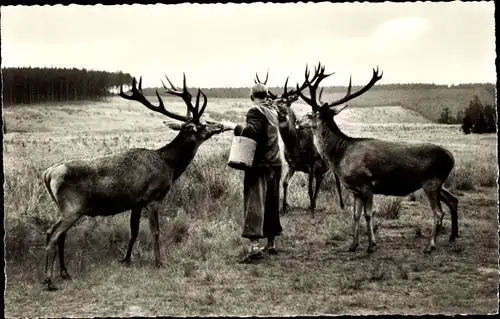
{"left": 221, "top": 121, "right": 237, "bottom": 131}
{"left": 233, "top": 124, "right": 243, "bottom": 136}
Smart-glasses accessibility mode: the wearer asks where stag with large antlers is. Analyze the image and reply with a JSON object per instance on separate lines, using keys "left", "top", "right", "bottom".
{"left": 41, "top": 74, "right": 233, "bottom": 291}
{"left": 266, "top": 71, "right": 345, "bottom": 217}
{"left": 296, "top": 62, "right": 458, "bottom": 254}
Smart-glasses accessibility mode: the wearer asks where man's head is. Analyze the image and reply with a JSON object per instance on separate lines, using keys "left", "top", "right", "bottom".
{"left": 250, "top": 83, "right": 269, "bottom": 101}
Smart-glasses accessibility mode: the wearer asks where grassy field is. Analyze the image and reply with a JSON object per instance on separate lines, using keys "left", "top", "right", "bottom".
{"left": 3, "top": 96, "right": 499, "bottom": 316}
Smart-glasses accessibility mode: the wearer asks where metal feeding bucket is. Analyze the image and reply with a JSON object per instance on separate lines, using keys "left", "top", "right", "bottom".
{"left": 228, "top": 130, "right": 257, "bottom": 170}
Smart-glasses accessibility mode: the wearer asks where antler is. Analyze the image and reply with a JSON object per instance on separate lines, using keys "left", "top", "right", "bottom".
{"left": 297, "top": 62, "right": 383, "bottom": 112}
{"left": 119, "top": 77, "right": 189, "bottom": 122}
{"left": 254, "top": 70, "right": 269, "bottom": 85}
{"left": 282, "top": 64, "right": 324, "bottom": 99}
{"left": 325, "top": 66, "right": 383, "bottom": 108}
{"left": 254, "top": 69, "right": 279, "bottom": 99}
{"left": 296, "top": 62, "right": 335, "bottom": 112}
{"left": 161, "top": 73, "right": 208, "bottom": 124}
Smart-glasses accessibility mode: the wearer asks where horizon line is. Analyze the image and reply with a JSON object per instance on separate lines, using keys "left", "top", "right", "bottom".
{"left": 136, "top": 82, "right": 495, "bottom": 89}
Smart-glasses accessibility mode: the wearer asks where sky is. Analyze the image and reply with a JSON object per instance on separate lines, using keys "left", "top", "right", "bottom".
{"left": 1, "top": 2, "right": 496, "bottom": 88}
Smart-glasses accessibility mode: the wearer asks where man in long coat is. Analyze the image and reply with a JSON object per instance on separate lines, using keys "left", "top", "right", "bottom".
{"left": 233, "top": 82, "right": 283, "bottom": 261}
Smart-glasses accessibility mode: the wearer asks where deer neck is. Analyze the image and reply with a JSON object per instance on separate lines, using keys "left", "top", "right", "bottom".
{"left": 315, "top": 109, "right": 352, "bottom": 167}
{"left": 278, "top": 117, "right": 301, "bottom": 154}
{"left": 157, "top": 132, "right": 202, "bottom": 181}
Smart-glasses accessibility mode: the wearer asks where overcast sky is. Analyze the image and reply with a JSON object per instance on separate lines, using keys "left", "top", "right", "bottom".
{"left": 1, "top": 2, "right": 495, "bottom": 88}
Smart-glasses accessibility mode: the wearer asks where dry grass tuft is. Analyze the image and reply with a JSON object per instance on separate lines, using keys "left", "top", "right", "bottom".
{"left": 453, "top": 166, "right": 476, "bottom": 191}
{"left": 377, "top": 198, "right": 403, "bottom": 220}
{"left": 169, "top": 209, "right": 191, "bottom": 243}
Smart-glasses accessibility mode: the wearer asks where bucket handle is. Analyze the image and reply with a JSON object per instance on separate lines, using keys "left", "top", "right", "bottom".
{"left": 236, "top": 125, "right": 246, "bottom": 137}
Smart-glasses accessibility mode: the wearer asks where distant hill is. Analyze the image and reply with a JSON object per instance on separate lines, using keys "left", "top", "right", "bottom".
{"left": 318, "top": 83, "right": 496, "bottom": 123}
{"left": 140, "top": 83, "right": 495, "bottom": 123}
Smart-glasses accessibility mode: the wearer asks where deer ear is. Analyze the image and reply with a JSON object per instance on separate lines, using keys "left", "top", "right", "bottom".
{"left": 331, "top": 104, "right": 349, "bottom": 115}
{"left": 163, "top": 121, "right": 183, "bottom": 131}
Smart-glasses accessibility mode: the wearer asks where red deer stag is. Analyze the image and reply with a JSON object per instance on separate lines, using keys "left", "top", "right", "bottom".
{"left": 41, "top": 74, "right": 232, "bottom": 291}
{"left": 256, "top": 71, "right": 345, "bottom": 217}
{"left": 296, "top": 62, "right": 458, "bottom": 254}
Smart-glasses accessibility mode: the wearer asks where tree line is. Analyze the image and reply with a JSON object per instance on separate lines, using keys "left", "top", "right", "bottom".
{"left": 439, "top": 95, "right": 496, "bottom": 134}
{"left": 2, "top": 67, "right": 133, "bottom": 106}
{"left": 461, "top": 96, "right": 496, "bottom": 134}
{"left": 140, "top": 82, "right": 495, "bottom": 99}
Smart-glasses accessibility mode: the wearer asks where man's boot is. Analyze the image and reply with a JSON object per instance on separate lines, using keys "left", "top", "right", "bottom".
{"left": 264, "top": 237, "right": 278, "bottom": 255}
{"left": 239, "top": 239, "right": 264, "bottom": 263}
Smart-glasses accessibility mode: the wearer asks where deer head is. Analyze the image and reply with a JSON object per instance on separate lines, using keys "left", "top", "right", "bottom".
{"left": 296, "top": 62, "right": 383, "bottom": 129}
{"left": 120, "top": 75, "right": 230, "bottom": 143}
{"left": 254, "top": 70, "right": 312, "bottom": 127}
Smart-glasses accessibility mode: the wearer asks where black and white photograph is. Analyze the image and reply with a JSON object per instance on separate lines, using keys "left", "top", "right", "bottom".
{"left": 1, "top": 1, "right": 498, "bottom": 317}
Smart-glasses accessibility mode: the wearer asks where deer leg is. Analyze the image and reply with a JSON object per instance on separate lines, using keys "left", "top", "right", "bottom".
{"left": 43, "top": 218, "right": 62, "bottom": 285}
{"left": 120, "top": 207, "right": 142, "bottom": 265}
{"left": 440, "top": 187, "right": 459, "bottom": 241}
{"left": 43, "top": 212, "right": 82, "bottom": 291}
{"left": 334, "top": 173, "right": 345, "bottom": 209}
{"left": 46, "top": 218, "right": 62, "bottom": 245}
{"left": 281, "top": 167, "right": 295, "bottom": 215}
{"left": 57, "top": 231, "right": 71, "bottom": 280}
{"left": 363, "top": 192, "right": 376, "bottom": 253}
{"left": 348, "top": 195, "right": 363, "bottom": 252}
{"left": 313, "top": 172, "right": 324, "bottom": 214}
{"left": 423, "top": 184, "right": 444, "bottom": 254}
{"left": 308, "top": 167, "right": 315, "bottom": 218}
{"left": 436, "top": 199, "right": 445, "bottom": 236}
{"left": 147, "top": 205, "right": 163, "bottom": 268}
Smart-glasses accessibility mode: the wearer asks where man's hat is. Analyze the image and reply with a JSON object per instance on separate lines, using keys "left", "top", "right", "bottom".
{"left": 251, "top": 83, "right": 269, "bottom": 96}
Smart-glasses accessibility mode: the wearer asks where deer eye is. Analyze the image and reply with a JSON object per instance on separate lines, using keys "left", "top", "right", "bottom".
{"left": 184, "top": 124, "right": 197, "bottom": 133}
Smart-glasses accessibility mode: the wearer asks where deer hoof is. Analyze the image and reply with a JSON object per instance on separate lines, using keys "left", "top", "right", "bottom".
{"left": 155, "top": 260, "right": 164, "bottom": 268}
{"left": 423, "top": 245, "right": 435, "bottom": 254}
{"left": 41, "top": 278, "right": 58, "bottom": 291}
{"left": 347, "top": 243, "right": 359, "bottom": 252}
{"left": 119, "top": 258, "right": 131, "bottom": 266}
{"left": 367, "top": 245, "right": 376, "bottom": 253}
{"left": 59, "top": 270, "right": 72, "bottom": 280}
